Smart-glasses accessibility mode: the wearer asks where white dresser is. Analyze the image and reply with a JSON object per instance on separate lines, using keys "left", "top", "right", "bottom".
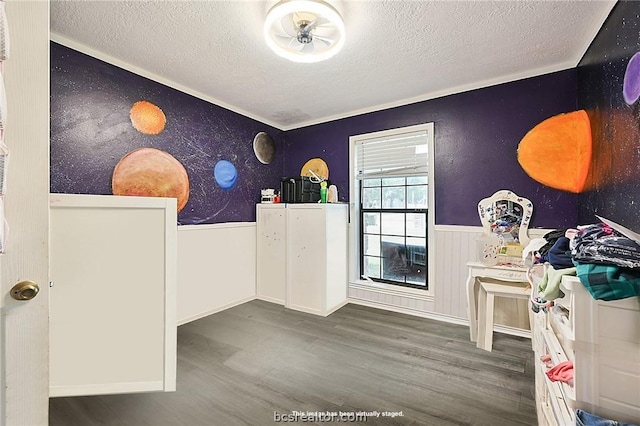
{"left": 532, "top": 275, "right": 640, "bottom": 425}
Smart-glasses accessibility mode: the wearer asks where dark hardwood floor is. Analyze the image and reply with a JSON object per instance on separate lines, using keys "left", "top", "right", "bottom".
{"left": 49, "top": 300, "right": 537, "bottom": 425}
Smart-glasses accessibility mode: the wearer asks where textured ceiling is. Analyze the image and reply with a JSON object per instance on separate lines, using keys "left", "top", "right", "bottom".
{"left": 50, "top": 0, "right": 616, "bottom": 130}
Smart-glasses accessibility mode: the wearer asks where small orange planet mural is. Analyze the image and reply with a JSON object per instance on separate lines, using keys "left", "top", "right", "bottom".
{"left": 300, "top": 157, "right": 329, "bottom": 180}
{"left": 130, "top": 100, "right": 166, "bottom": 135}
{"left": 112, "top": 147, "right": 190, "bottom": 212}
{"left": 517, "top": 110, "right": 592, "bottom": 193}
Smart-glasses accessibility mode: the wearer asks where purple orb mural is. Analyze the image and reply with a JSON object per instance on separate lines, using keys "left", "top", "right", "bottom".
{"left": 623, "top": 51, "right": 640, "bottom": 105}
{"left": 214, "top": 160, "right": 238, "bottom": 190}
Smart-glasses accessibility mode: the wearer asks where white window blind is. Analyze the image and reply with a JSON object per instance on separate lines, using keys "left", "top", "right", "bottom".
{"left": 355, "top": 129, "right": 428, "bottom": 179}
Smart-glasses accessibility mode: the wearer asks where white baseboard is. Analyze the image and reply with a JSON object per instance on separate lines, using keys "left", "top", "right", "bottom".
{"left": 256, "top": 295, "right": 285, "bottom": 305}
{"left": 347, "top": 298, "right": 531, "bottom": 339}
{"left": 177, "top": 296, "right": 256, "bottom": 326}
{"left": 347, "top": 297, "right": 468, "bottom": 326}
{"left": 325, "top": 300, "right": 349, "bottom": 316}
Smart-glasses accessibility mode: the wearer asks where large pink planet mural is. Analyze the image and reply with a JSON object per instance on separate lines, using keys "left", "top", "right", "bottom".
{"left": 112, "top": 147, "right": 190, "bottom": 212}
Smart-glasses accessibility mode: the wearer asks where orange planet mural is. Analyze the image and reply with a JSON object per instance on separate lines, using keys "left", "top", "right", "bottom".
{"left": 130, "top": 100, "right": 166, "bottom": 135}
{"left": 300, "top": 157, "right": 329, "bottom": 180}
{"left": 112, "top": 147, "right": 190, "bottom": 212}
{"left": 517, "top": 110, "right": 592, "bottom": 193}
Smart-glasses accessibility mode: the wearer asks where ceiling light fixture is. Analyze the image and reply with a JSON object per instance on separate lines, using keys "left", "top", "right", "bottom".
{"left": 263, "top": 0, "right": 345, "bottom": 63}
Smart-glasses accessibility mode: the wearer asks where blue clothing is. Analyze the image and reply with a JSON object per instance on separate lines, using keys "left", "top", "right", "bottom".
{"left": 548, "top": 237, "right": 574, "bottom": 269}
{"left": 575, "top": 409, "right": 638, "bottom": 426}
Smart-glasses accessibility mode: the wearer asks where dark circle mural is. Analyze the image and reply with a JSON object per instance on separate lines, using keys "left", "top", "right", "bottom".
{"left": 253, "top": 131, "right": 276, "bottom": 164}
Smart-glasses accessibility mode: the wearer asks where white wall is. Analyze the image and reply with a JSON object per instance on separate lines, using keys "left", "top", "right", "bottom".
{"left": 177, "top": 223, "right": 257, "bottom": 325}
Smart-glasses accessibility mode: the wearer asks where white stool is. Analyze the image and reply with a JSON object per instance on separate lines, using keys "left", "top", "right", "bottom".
{"left": 477, "top": 279, "right": 531, "bottom": 352}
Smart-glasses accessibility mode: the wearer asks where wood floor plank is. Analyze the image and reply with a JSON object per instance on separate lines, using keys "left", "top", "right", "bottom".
{"left": 50, "top": 300, "right": 537, "bottom": 425}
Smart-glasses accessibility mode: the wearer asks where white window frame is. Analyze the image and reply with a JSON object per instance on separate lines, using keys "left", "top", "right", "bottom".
{"left": 348, "top": 123, "right": 435, "bottom": 297}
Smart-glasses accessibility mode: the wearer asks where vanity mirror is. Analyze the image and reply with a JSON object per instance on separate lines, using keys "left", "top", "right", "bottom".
{"left": 477, "top": 190, "right": 533, "bottom": 247}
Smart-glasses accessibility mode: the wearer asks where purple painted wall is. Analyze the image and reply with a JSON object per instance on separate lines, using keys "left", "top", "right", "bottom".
{"left": 50, "top": 42, "right": 285, "bottom": 225}
{"left": 284, "top": 70, "right": 579, "bottom": 228}
{"left": 51, "top": 43, "right": 588, "bottom": 229}
{"left": 577, "top": 1, "right": 640, "bottom": 231}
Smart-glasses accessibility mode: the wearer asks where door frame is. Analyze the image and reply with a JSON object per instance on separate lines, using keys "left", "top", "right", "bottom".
{"left": 0, "top": 2, "right": 50, "bottom": 425}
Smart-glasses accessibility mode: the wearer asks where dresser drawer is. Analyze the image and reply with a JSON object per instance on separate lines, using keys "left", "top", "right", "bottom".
{"left": 537, "top": 327, "right": 574, "bottom": 425}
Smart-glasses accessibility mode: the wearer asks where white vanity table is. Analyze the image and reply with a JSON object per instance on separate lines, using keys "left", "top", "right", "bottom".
{"left": 466, "top": 261, "right": 530, "bottom": 342}
{"left": 467, "top": 190, "right": 534, "bottom": 344}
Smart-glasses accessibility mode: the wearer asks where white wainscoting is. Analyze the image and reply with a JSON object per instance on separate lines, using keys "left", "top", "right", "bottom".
{"left": 349, "top": 225, "right": 481, "bottom": 324}
{"left": 176, "top": 221, "right": 550, "bottom": 335}
{"left": 349, "top": 226, "right": 550, "bottom": 334}
{"left": 177, "top": 223, "right": 257, "bottom": 325}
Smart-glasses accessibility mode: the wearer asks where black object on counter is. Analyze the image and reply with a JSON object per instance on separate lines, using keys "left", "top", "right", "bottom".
{"left": 280, "top": 176, "right": 329, "bottom": 203}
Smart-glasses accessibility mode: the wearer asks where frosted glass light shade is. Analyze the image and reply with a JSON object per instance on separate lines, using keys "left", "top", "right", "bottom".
{"left": 264, "top": 0, "right": 345, "bottom": 63}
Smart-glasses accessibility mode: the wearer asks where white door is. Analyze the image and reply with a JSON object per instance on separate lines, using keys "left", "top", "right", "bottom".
{"left": 0, "top": 2, "right": 50, "bottom": 425}
{"left": 1, "top": 4, "right": 177, "bottom": 425}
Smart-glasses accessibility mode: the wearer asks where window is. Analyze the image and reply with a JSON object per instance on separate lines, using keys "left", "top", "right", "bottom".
{"left": 350, "top": 124, "right": 433, "bottom": 291}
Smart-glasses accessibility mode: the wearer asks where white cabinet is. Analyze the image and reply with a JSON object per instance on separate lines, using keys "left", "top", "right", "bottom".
{"left": 256, "top": 203, "right": 348, "bottom": 316}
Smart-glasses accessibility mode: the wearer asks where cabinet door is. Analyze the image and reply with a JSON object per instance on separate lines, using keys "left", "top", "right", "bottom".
{"left": 287, "top": 206, "right": 325, "bottom": 314}
{"left": 324, "top": 205, "right": 348, "bottom": 309}
{"left": 256, "top": 205, "right": 287, "bottom": 304}
{"left": 49, "top": 194, "right": 177, "bottom": 397}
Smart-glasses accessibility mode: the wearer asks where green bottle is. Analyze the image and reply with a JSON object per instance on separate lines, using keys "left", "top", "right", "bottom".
{"left": 320, "top": 181, "right": 328, "bottom": 203}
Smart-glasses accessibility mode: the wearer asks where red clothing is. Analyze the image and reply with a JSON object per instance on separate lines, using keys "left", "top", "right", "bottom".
{"left": 546, "top": 360, "right": 573, "bottom": 383}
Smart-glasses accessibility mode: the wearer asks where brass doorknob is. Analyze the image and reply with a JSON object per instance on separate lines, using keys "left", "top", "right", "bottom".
{"left": 10, "top": 280, "right": 39, "bottom": 301}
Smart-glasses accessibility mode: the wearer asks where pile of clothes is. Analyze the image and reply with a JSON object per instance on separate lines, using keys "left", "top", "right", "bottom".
{"left": 524, "top": 221, "right": 640, "bottom": 303}
{"left": 526, "top": 222, "right": 640, "bottom": 426}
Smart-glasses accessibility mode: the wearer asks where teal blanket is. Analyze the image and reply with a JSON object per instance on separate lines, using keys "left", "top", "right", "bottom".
{"left": 575, "top": 262, "right": 640, "bottom": 301}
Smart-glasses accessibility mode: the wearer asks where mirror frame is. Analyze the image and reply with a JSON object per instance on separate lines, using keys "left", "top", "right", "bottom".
{"left": 477, "top": 190, "right": 533, "bottom": 246}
